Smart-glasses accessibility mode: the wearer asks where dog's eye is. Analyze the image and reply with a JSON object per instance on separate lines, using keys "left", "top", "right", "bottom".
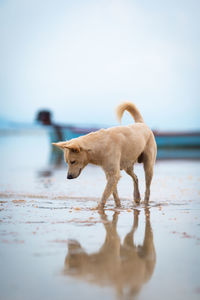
{"left": 70, "top": 161, "right": 76, "bottom": 164}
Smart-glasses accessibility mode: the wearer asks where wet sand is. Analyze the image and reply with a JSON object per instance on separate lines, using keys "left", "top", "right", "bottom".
{"left": 0, "top": 133, "right": 200, "bottom": 300}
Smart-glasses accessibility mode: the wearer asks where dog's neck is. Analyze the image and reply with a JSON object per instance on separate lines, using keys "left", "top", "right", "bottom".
{"left": 80, "top": 131, "right": 105, "bottom": 166}
{"left": 87, "top": 149, "right": 103, "bottom": 166}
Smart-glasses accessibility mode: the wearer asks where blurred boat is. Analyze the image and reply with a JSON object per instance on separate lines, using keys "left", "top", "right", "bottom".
{"left": 0, "top": 121, "right": 199, "bottom": 159}
{"left": 61, "top": 126, "right": 200, "bottom": 159}
{"left": 153, "top": 131, "right": 200, "bottom": 148}
{"left": 153, "top": 131, "right": 200, "bottom": 159}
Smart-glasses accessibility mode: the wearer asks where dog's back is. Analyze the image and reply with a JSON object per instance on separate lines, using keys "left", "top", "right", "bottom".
{"left": 115, "top": 102, "right": 157, "bottom": 163}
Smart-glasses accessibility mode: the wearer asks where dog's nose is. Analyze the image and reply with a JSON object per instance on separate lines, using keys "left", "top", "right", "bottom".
{"left": 67, "top": 174, "right": 73, "bottom": 179}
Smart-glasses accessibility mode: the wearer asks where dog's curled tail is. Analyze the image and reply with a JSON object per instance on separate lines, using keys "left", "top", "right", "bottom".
{"left": 116, "top": 102, "right": 144, "bottom": 124}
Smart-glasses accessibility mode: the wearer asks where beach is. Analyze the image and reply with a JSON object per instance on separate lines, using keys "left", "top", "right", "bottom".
{"left": 0, "top": 132, "right": 200, "bottom": 300}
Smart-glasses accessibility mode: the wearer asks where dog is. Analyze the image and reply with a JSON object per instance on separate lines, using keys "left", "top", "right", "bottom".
{"left": 52, "top": 102, "right": 157, "bottom": 208}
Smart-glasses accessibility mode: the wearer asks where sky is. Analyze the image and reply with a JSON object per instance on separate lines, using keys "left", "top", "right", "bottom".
{"left": 0, "top": 0, "right": 200, "bottom": 130}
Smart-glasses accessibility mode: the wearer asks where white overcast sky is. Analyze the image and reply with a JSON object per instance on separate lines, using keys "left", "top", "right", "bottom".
{"left": 0, "top": 0, "right": 199, "bottom": 130}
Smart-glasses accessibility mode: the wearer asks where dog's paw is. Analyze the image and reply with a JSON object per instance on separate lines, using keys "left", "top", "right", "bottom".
{"left": 134, "top": 199, "right": 141, "bottom": 205}
{"left": 97, "top": 203, "right": 105, "bottom": 212}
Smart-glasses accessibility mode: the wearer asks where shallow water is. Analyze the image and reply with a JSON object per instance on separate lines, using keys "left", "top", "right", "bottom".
{"left": 0, "top": 133, "right": 200, "bottom": 300}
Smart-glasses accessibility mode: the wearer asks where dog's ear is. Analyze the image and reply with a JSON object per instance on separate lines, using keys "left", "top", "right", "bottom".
{"left": 65, "top": 143, "right": 81, "bottom": 153}
{"left": 52, "top": 142, "right": 68, "bottom": 150}
{"left": 52, "top": 141, "right": 81, "bottom": 153}
{"left": 65, "top": 144, "right": 92, "bottom": 153}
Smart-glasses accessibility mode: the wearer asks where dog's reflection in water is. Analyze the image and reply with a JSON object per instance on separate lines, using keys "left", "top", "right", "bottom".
{"left": 64, "top": 209, "right": 156, "bottom": 299}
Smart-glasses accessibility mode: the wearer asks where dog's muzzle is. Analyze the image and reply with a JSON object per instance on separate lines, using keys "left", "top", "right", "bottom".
{"left": 67, "top": 168, "right": 82, "bottom": 180}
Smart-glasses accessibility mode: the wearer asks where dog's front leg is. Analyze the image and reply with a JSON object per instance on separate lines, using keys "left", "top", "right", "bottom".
{"left": 113, "top": 187, "right": 121, "bottom": 207}
{"left": 98, "top": 171, "right": 120, "bottom": 209}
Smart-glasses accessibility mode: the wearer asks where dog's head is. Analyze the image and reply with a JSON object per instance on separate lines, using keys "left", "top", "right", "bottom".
{"left": 52, "top": 140, "right": 89, "bottom": 179}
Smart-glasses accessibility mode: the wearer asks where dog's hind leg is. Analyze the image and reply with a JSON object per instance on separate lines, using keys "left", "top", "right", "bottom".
{"left": 98, "top": 170, "right": 120, "bottom": 209}
{"left": 125, "top": 167, "right": 141, "bottom": 204}
{"left": 143, "top": 158, "right": 154, "bottom": 204}
{"left": 142, "top": 135, "right": 157, "bottom": 204}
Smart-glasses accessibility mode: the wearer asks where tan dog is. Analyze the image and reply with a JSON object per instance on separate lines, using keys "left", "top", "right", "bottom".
{"left": 52, "top": 102, "right": 157, "bottom": 208}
